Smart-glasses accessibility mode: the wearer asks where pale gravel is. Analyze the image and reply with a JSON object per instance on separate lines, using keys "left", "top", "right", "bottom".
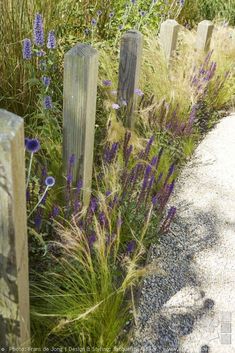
{"left": 132, "top": 114, "right": 235, "bottom": 353}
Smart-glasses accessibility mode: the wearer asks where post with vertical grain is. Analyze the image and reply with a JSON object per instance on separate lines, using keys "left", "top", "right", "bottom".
{"left": 63, "top": 44, "right": 99, "bottom": 206}
{"left": 159, "top": 19, "right": 180, "bottom": 62}
{"left": 0, "top": 110, "right": 30, "bottom": 348}
{"left": 196, "top": 20, "right": 214, "bottom": 52}
{"left": 117, "top": 30, "right": 143, "bottom": 129}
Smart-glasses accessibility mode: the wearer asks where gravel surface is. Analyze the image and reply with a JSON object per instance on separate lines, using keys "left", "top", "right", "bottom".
{"left": 132, "top": 114, "right": 235, "bottom": 353}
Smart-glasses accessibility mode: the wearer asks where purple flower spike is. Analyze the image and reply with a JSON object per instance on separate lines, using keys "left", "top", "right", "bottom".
{"left": 22, "top": 38, "right": 32, "bottom": 60}
{"left": 52, "top": 205, "right": 60, "bottom": 218}
{"left": 33, "top": 13, "right": 44, "bottom": 46}
{"left": 45, "top": 176, "right": 55, "bottom": 187}
{"left": 42, "top": 76, "right": 51, "bottom": 87}
{"left": 103, "top": 79, "right": 112, "bottom": 87}
{"left": 88, "top": 232, "right": 97, "bottom": 248}
{"left": 26, "top": 139, "right": 40, "bottom": 153}
{"left": 47, "top": 31, "right": 56, "bottom": 49}
{"left": 43, "top": 96, "right": 53, "bottom": 109}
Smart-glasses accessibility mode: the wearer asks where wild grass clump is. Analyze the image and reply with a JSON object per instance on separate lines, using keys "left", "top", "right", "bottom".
{"left": 30, "top": 132, "right": 177, "bottom": 348}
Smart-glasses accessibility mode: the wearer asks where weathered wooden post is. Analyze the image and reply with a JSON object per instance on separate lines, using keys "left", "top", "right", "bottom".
{"left": 159, "top": 19, "right": 180, "bottom": 62}
{"left": 0, "top": 110, "right": 30, "bottom": 348}
{"left": 117, "top": 30, "right": 143, "bottom": 129}
{"left": 63, "top": 44, "right": 99, "bottom": 206}
{"left": 196, "top": 20, "right": 214, "bottom": 52}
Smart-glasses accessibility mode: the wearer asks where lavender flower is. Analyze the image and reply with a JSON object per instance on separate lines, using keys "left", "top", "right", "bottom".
{"left": 47, "top": 31, "right": 56, "bottom": 49}
{"left": 109, "top": 11, "right": 115, "bottom": 18}
{"left": 22, "top": 39, "right": 32, "bottom": 60}
{"left": 33, "top": 13, "right": 44, "bottom": 46}
{"left": 42, "top": 76, "right": 51, "bottom": 87}
{"left": 43, "top": 96, "right": 53, "bottom": 109}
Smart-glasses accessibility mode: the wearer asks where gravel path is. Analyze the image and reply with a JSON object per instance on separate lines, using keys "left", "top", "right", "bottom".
{"left": 133, "top": 114, "right": 235, "bottom": 353}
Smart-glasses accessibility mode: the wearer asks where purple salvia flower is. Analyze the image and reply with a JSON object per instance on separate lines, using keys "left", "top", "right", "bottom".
{"left": 33, "top": 13, "right": 44, "bottom": 46}
{"left": 22, "top": 39, "right": 32, "bottom": 60}
{"left": 26, "top": 188, "right": 30, "bottom": 202}
{"left": 164, "top": 163, "right": 175, "bottom": 187}
{"left": 88, "top": 232, "right": 97, "bottom": 248}
{"left": 43, "top": 96, "right": 53, "bottom": 109}
{"left": 152, "top": 195, "right": 158, "bottom": 206}
{"left": 90, "top": 197, "right": 98, "bottom": 213}
{"left": 52, "top": 205, "right": 60, "bottom": 218}
{"left": 99, "top": 212, "right": 106, "bottom": 226}
{"left": 160, "top": 206, "right": 177, "bottom": 233}
{"left": 34, "top": 209, "right": 42, "bottom": 231}
{"left": 144, "top": 135, "right": 154, "bottom": 159}
{"left": 47, "top": 31, "right": 56, "bottom": 49}
{"left": 127, "top": 240, "right": 136, "bottom": 254}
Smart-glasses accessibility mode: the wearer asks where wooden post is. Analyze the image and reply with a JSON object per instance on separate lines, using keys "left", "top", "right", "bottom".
{"left": 196, "top": 20, "right": 214, "bottom": 52}
{"left": 0, "top": 110, "right": 30, "bottom": 348}
{"left": 117, "top": 30, "right": 143, "bottom": 129}
{"left": 63, "top": 44, "right": 99, "bottom": 206}
{"left": 159, "top": 19, "right": 180, "bottom": 61}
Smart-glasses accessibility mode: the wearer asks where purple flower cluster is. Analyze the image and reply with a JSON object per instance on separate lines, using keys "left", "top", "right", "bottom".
{"left": 47, "top": 31, "right": 56, "bottom": 49}
{"left": 23, "top": 39, "right": 32, "bottom": 60}
{"left": 34, "top": 13, "right": 44, "bottom": 46}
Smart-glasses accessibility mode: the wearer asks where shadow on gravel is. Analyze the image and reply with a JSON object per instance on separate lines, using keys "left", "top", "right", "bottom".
{"left": 134, "top": 205, "right": 221, "bottom": 353}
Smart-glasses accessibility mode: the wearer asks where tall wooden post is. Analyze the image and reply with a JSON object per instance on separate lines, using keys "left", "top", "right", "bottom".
{"left": 63, "top": 44, "right": 99, "bottom": 206}
{"left": 196, "top": 20, "right": 214, "bottom": 52}
{"left": 159, "top": 19, "right": 180, "bottom": 62}
{"left": 117, "top": 30, "right": 143, "bottom": 129}
{"left": 0, "top": 110, "right": 30, "bottom": 348}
